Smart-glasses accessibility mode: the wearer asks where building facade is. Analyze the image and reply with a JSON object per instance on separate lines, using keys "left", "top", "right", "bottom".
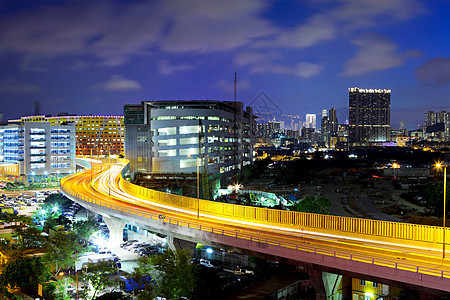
{"left": 0, "top": 122, "right": 76, "bottom": 180}
{"left": 424, "top": 110, "right": 449, "bottom": 141}
{"left": 305, "top": 114, "right": 317, "bottom": 129}
{"left": 10, "top": 115, "right": 124, "bottom": 155}
{"left": 349, "top": 87, "right": 391, "bottom": 145}
{"left": 124, "top": 100, "right": 256, "bottom": 182}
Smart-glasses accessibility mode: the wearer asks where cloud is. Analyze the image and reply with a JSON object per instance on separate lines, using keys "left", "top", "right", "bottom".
{"left": 213, "top": 78, "right": 252, "bottom": 93}
{"left": 158, "top": 60, "right": 194, "bottom": 74}
{"left": 250, "top": 61, "right": 322, "bottom": 78}
{"left": 96, "top": 75, "right": 142, "bottom": 91}
{"left": 0, "top": 78, "right": 42, "bottom": 93}
{"left": 0, "top": 0, "right": 426, "bottom": 74}
{"left": 415, "top": 57, "right": 450, "bottom": 85}
{"left": 342, "top": 32, "right": 420, "bottom": 76}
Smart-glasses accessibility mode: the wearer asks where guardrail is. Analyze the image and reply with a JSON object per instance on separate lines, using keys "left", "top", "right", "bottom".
{"left": 114, "top": 164, "right": 447, "bottom": 250}
{"left": 64, "top": 158, "right": 449, "bottom": 250}
{"left": 60, "top": 181, "right": 450, "bottom": 281}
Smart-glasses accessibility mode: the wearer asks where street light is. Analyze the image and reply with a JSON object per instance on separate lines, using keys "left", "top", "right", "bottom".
{"left": 188, "top": 154, "right": 200, "bottom": 218}
{"left": 392, "top": 162, "right": 400, "bottom": 179}
{"left": 436, "top": 162, "right": 447, "bottom": 259}
{"left": 197, "top": 156, "right": 200, "bottom": 218}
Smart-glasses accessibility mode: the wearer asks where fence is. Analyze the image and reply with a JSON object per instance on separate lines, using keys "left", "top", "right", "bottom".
{"left": 62, "top": 159, "right": 448, "bottom": 252}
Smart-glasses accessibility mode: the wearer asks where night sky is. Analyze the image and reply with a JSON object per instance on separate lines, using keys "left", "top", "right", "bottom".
{"left": 1, "top": 0, "right": 449, "bottom": 129}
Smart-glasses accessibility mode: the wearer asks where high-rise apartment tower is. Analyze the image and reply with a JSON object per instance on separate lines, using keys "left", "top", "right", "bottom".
{"left": 349, "top": 87, "right": 391, "bottom": 144}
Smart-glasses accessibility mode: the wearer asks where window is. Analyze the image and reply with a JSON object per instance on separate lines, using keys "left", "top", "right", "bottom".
{"left": 158, "top": 127, "right": 176, "bottom": 135}
{"left": 360, "top": 280, "right": 366, "bottom": 286}
{"left": 208, "top": 136, "right": 219, "bottom": 143}
{"left": 30, "top": 156, "right": 45, "bottom": 162}
{"left": 31, "top": 163, "right": 45, "bottom": 169}
{"left": 179, "top": 125, "right": 204, "bottom": 134}
{"left": 156, "top": 116, "right": 176, "bottom": 120}
{"left": 30, "top": 141, "right": 45, "bottom": 148}
{"left": 137, "top": 136, "right": 148, "bottom": 142}
{"left": 372, "top": 282, "right": 378, "bottom": 288}
{"left": 158, "top": 139, "right": 176, "bottom": 146}
{"left": 30, "top": 128, "right": 45, "bottom": 134}
{"left": 180, "top": 159, "right": 197, "bottom": 168}
{"left": 179, "top": 137, "right": 198, "bottom": 145}
{"left": 158, "top": 150, "right": 176, "bottom": 157}
{"left": 31, "top": 149, "right": 45, "bottom": 155}
{"left": 179, "top": 148, "right": 198, "bottom": 156}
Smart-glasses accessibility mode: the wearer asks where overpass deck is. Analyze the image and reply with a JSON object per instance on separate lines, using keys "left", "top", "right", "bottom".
{"left": 61, "top": 158, "right": 450, "bottom": 294}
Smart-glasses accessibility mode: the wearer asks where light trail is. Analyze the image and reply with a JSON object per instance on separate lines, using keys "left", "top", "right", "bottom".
{"left": 62, "top": 160, "right": 450, "bottom": 276}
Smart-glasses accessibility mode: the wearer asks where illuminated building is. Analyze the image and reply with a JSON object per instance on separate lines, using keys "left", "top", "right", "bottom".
{"left": 305, "top": 114, "right": 316, "bottom": 129}
{"left": 424, "top": 110, "right": 449, "bottom": 141}
{"left": 11, "top": 115, "right": 124, "bottom": 155}
{"left": 123, "top": 100, "right": 256, "bottom": 181}
{"left": 349, "top": 87, "right": 391, "bottom": 145}
{"left": 0, "top": 122, "right": 76, "bottom": 181}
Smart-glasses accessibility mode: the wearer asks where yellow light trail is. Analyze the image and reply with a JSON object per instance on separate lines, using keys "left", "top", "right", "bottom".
{"left": 61, "top": 159, "right": 450, "bottom": 280}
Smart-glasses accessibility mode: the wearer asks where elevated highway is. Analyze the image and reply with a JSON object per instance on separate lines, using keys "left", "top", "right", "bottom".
{"left": 61, "top": 158, "right": 450, "bottom": 295}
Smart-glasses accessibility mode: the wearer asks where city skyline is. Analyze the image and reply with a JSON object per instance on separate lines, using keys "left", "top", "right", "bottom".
{"left": 1, "top": 0, "right": 450, "bottom": 129}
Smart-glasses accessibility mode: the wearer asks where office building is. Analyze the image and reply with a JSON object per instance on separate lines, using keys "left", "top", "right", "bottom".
{"left": 255, "top": 121, "right": 281, "bottom": 139}
{"left": 0, "top": 122, "right": 76, "bottom": 181}
{"left": 349, "top": 87, "right": 391, "bottom": 145}
{"left": 305, "top": 114, "right": 316, "bottom": 129}
{"left": 424, "top": 110, "right": 449, "bottom": 141}
{"left": 11, "top": 115, "right": 124, "bottom": 155}
{"left": 124, "top": 100, "right": 256, "bottom": 183}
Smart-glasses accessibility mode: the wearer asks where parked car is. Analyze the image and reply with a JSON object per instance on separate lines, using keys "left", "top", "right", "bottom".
{"left": 234, "top": 267, "right": 254, "bottom": 275}
{"left": 131, "top": 243, "right": 149, "bottom": 253}
{"left": 124, "top": 241, "right": 146, "bottom": 251}
{"left": 120, "top": 240, "right": 138, "bottom": 248}
{"left": 199, "top": 259, "right": 219, "bottom": 269}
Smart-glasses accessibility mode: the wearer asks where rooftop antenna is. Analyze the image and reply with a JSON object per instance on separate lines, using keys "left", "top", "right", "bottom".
{"left": 34, "top": 101, "right": 41, "bottom": 116}
{"left": 233, "top": 72, "right": 238, "bottom": 184}
{"left": 234, "top": 72, "right": 237, "bottom": 101}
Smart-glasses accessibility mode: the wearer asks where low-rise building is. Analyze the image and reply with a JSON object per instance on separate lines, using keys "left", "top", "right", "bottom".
{"left": 10, "top": 114, "right": 124, "bottom": 156}
{"left": 0, "top": 122, "right": 76, "bottom": 181}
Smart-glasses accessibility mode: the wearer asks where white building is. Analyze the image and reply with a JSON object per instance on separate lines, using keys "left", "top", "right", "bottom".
{"left": 0, "top": 122, "right": 76, "bottom": 181}
{"left": 305, "top": 114, "right": 317, "bottom": 129}
{"left": 124, "top": 100, "right": 256, "bottom": 183}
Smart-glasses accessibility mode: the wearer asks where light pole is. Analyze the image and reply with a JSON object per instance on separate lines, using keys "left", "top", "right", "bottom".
{"left": 108, "top": 145, "right": 111, "bottom": 196}
{"left": 90, "top": 148, "right": 93, "bottom": 183}
{"left": 392, "top": 162, "right": 400, "bottom": 179}
{"left": 197, "top": 156, "right": 200, "bottom": 218}
{"left": 436, "top": 162, "right": 447, "bottom": 259}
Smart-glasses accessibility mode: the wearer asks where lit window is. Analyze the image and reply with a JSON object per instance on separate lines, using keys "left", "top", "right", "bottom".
{"left": 179, "top": 148, "right": 198, "bottom": 156}
{"left": 179, "top": 137, "right": 198, "bottom": 145}
{"left": 158, "top": 139, "right": 176, "bottom": 146}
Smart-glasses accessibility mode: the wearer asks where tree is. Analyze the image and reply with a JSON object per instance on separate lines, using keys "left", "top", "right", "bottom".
{"left": 131, "top": 249, "right": 197, "bottom": 300}
{"left": 72, "top": 218, "right": 98, "bottom": 240}
{"left": 42, "top": 231, "right": 87, "bottom": 275}
{"left": 0, "top": 256, "right": 50, "bottom": 296}
{"left": 12, "top": 226, "right": 46, "bottom": 250}
{"left": 95, "top": 291, "right": 132, "bottom": 300}
{"left": 82, "top": 260, "right": 120, "bottom": 300}
{"left": 292, "top": 195, "right": 331, "bottom": 214}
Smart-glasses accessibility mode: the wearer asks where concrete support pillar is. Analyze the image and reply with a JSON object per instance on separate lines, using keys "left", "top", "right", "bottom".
{"left": 167, "top": 236, "right": 197, "bottom": 255}
{"left": 103, "top": 216, "right": 126, "bottom": 247}
{"left": 309, "top": 268, "right": 326, "bottom": 300}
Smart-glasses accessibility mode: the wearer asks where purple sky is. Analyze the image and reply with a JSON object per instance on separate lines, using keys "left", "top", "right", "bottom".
{"left": 1, "top": 0, "right": 450, "bottom": 129}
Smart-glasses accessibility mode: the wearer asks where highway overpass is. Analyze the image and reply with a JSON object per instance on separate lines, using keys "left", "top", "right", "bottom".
{"left": 61, "top": 158, "right": 450, "bottom": 297}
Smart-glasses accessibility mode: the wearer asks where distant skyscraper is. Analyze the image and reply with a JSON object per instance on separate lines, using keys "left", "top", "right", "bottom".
{"left": 424, "top": 110, "right": 449, "bottom": 141}
{"left": 305, "top": 114, "right": 316, "bottom": 129}
{"left": 328, "top": 108, "right": 338, "bottom": 134}
{"left": 349, "top": 87, "right": 391, "bottom": 144}
{"left": 399, "top": 120, "right": 405, "bottom": 130}
{"left": 322, "top": 109, "right": 328, "bottom": 118}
